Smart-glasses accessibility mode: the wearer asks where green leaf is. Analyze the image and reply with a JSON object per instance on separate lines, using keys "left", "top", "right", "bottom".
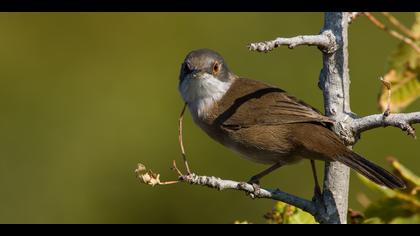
{"left": 390, "top": 158, "right": 420, "bottom": 187}
{"left": 364, "top": 197, "right": 416, "bottom": 223}
{"left": 284, "top": 206, "right": 317, "bottom": 224}
{"left": 389, "top": 214, "right": 420, "bottom": 224}
{"left": 357, "top": 174, "right": 396, "bottom": 197}
{"left": 363, "top": 217, "right": 385, "bottom": 224}
{"left": 265, "top": 202, "right": 317, "bottom": 224}
{"left": 358, "top": 158, "right": 420, "bottom": 224}
{"left": 411, "top": 13, "right": 420, "bottom": 38}
{"left": 379, "top": 12, "right": 420, "bottom": 112}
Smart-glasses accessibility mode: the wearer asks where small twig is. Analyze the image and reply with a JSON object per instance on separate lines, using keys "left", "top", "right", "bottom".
{"left": 364, "top": 12, "right": 420, "bottom": 54}
{"left": 135, "top": 163, "right": 179, "bottom": 186}
{"left": 178, "top": 102, "right": 191, "bottom": 175}
{"left": 172, "top": 160, "right": 183, "bottom": 177}
{"left": 248, "top": 31, "right": 335, "bottom": 53}
{"left": 159, "top": 180, "right": 181, "bottom": 185}
{"left": 380, "top": 77, "right": 392, "bottom": 117}
{"left": 351, "top": 112, "right": 420, "bottom": 139}
{"left": 348, "top": 12, "right": 362, "bottom": 24}
{"left": 382, "top": 12, "right": 418, "bottom": 40}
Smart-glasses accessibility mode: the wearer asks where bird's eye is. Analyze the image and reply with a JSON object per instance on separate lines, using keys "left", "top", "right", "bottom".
{"left": 212, "top": 62, "right": 220, "bottom": 75}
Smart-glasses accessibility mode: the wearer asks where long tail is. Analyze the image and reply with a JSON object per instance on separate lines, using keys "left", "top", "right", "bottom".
{"left": 335, "top": 152, "right": 405, "bottom": 189}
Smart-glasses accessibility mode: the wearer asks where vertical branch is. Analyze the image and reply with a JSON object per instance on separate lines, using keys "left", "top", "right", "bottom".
{"left": 318, "top": 12, "right": 351, "bottom": 224}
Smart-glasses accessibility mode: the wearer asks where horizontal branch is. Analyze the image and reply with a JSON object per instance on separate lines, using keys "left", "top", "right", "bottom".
{"left": 248, "top": 31, "right": 335, "bottom": 53}
{"left": 351, "top": 112, "right": 420, "bottom": 138}
{"left": 179, "top": 173, "right": 317, "bottom": 215}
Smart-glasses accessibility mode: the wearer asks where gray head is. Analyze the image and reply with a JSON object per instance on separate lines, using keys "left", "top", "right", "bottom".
{"left": 179, "top": 49, "right": 233, "bottom": 83}
{"left": 178, "top": 49, "right": 236, "bottom": 117}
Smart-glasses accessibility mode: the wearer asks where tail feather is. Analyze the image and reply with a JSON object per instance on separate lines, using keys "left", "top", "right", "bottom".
{"left": 335, "top": 152, "right": 405, "bottom": 189}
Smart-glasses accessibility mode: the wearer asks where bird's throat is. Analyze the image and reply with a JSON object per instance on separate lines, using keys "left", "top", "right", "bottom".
{"left": 179, "top": 73, "right": 234, "bottom": 118}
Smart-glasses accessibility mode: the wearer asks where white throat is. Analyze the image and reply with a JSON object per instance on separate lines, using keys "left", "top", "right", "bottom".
{"left": 179, "top": 73, "right": 233, "bottom": 118}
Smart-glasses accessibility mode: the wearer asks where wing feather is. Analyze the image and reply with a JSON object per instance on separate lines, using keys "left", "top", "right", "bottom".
{"left": 214, "top": 78, "right": 334, "bottom": 129}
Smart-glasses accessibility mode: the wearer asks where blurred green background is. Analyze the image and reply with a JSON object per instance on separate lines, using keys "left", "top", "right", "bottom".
{"left": 0, "top": 13, "right": 418, "bottom": 223}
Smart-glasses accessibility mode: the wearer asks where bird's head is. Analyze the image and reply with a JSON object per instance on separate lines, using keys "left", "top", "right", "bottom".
{"left": 178, "top": 49, "right": 236, "bottom": 116}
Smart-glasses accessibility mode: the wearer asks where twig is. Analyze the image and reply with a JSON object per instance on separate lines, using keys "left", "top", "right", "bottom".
{"left": 169, "top": 159, "right": 318, "bottom": 216}
{"left": 382, "top": 12, "right": 418, "bottom": 40}
{"left": 172, "top": 160, "right": 183, "bottom": 177}
{"left": 380, "top": 77, "right": 392, "bottom": 117}
{"left": 178, "top": 102, "right": 191, "bottom": 175}
{"left": 174, "top": 170, "right": 317, "bottom": 216}
{"left": 135, "top": 163, "right": 179, "bottom": 186}
{"left": 351, "top": 112, "right": 420, "bottom": 139}
{"left": 348, "top": 12, "right": 362, "bottom": 24}
{"left": 248, "top": 31, "right": 335, "bottom": 53}
{"left": 364, "top": 12, "right": 420, "bottom": 54}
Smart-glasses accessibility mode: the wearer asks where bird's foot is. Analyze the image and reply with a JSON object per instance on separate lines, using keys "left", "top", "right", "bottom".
{"left": 312, "top": 185, "right": 323, "bottom": 202}
{"left": 247, "top": 177, "right": 262, "bottom": 198}
{"left": 237, "top": 177, "right": 263, "bottom": 199}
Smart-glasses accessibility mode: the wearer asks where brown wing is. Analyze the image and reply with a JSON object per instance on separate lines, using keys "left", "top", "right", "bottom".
{"left": 214, "top": 78, "right": 334, "bottom": 129}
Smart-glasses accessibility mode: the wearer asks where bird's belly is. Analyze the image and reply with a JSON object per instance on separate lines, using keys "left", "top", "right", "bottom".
{"left": 231, "top": 145, "right": 302, "bottom": 165}
{"left": 197, "top": 120, "right": 302, "bottom": 165}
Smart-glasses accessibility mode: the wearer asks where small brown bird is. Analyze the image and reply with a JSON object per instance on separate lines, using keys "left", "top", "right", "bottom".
{"left": 178, "top": 48, "right": 405, "bottom": 191}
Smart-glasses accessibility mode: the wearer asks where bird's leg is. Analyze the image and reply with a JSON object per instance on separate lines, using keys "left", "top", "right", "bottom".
{"left": 248, "top": 162, "right": 283, "bottom": 185}
{"left": 242, "top": 162, "right": 283, "bottom": 197}
{"left": 310, "top": 160, "right": 322, "bottom": 199}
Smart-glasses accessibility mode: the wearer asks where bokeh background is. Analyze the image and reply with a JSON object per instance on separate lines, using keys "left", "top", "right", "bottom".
{"left": 0, "top": 12, "right": 418, "bottom": 223}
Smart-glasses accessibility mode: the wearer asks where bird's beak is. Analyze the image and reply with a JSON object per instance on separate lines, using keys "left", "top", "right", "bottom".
{"left": 191, "top": 71, "right": 204, "bottom": 79}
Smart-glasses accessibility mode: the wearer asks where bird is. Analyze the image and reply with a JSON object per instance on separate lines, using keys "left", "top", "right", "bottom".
{"left": 178, "top": 48, "right": 405, "bottom": 193}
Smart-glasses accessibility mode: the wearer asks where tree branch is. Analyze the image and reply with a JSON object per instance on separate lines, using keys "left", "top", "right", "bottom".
{"left": 364, "top": 12, "right": 420, "bottom": 54}
{"left": 351, "top": 112, "right": 420, "bottom": 138}
{"left": 382, "top": 12, "right": 418, "bottom": 40}
{"left": 318, "top": 12, "right": 352, "bottom": 224}
{"left": 177, "top": 173, "right": 317, "bottom": 216}
{"left": 248, "top": 31, "right": 336, "bottom": 53}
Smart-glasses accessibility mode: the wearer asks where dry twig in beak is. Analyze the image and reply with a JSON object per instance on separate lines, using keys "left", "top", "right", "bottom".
{"left": 179, "top": 102, "right": 192, "bottom": 175}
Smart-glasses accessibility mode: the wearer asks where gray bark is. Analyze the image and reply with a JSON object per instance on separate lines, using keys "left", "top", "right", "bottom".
{"left": 318, "top": 12, "right": 352, "bottom": 224}
{"left": 178, "top": 174, "right": 317, "bottom": 215}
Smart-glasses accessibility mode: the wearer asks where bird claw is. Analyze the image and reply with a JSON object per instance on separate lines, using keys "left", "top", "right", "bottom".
{"left": 238, "top": 180, "right": 262, "bottom": 199}
{"left": 250, "top": 183, "right": 261, "bottom": 197}
{"left": 244, "top": 177, "right": 263, "bottom": 198}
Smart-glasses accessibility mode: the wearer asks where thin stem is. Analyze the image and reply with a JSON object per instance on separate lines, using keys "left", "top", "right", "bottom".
{"left": 382, "top": 12, "right": 418, "bottom": 40}
{"left": 364, "top": 12, "right": 420, "bottom": 54}
{"left": 178, "top": 102, "right": 191, "bottom": 175}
